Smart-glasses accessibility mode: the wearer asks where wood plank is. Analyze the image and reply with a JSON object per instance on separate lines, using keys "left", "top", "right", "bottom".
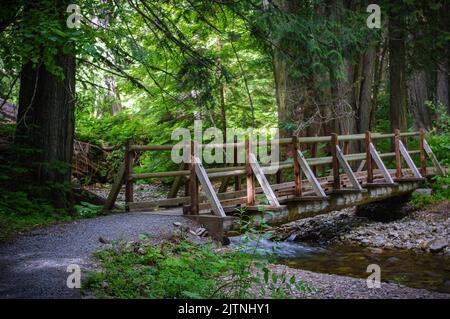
{"left": 394, "top": 129, "right": 402, "bottom": 178}
{"left": 125, "top": 141, "right": 134, "bottom": 204}
{"left": 419, "top": 129, "right": 426, "bottom": 176}
{"left": 398, "top": 140, "right": 422, "bottom": 178}
{"left": 292, "top": 136, "right": 302, "bottom": 196}
{"left": 369, "top": 142, "right": 395, "bottom": 184}
{"left": 245, "top": 138, "right": 255, "bottom": 206}
{"left": 423, "top": 139, "right": 446, "bottom": 176}
{"left": 249, "top": 153, "right": 280, "bottom": 207}
{"left": 190, "top": 142, "right": 199, "bottom": 214}
{"left": 103, "top": 161, "right": 126, "bottom": 211}
{"left": 234, "top": 135, "right": 241, "bottom": 191}
{"left": 331, "top": 133, "right": 340, "bottom": 189}
{"left": 335, "top": 145, "right": 363, "bottom": 190}
{"left": 194, "top": 156, "right": 226, "bottom": 217}
{"left": 365, "top": 131, "right": 373, "bottom": 183}
{"left": 296, "top": 150, "right": 327, "bottom": 197}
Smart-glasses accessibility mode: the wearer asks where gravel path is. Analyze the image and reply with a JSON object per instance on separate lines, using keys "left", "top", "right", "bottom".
{"left": 0, "top": 212, "right": 200, "bottom": 299}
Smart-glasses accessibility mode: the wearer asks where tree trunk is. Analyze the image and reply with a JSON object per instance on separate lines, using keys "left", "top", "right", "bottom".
{"left": 15, "top": 0, "right": 76, "bottom": 209}
{"left": 388, "top": 13, "right": 408, "bottom": 133}
{"left": 436, "top": 63, "right": 449, "bottom": 113}
{"left": 407, "top": 71, "right": 433, "bottom": 130}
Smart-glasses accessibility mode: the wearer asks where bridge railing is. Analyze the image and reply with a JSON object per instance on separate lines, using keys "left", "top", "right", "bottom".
{"left": 103, "top": 129, "right": 446, "bottom": 213}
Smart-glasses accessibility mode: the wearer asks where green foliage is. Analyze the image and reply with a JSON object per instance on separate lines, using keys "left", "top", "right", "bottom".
{"left": 74, "top": 201, "right": 101, "bottom": 218}
{"left": 85, "top": 207, "right": 315, "bottom": 299}
{"left": 0, "top": 190, "right": 72, "bottom": 242}
{"left": 410, "top": 175, "right": 450, "bottom": 209}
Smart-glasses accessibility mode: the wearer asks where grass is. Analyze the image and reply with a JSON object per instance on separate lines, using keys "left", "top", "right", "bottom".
{"left": 83, "top": 232, "right": 315, "bottom": 299}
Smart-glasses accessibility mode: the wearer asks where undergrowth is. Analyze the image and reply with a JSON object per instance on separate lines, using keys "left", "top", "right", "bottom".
{"left": 84, "top": 208, "right": 316, "bottom": 299}
{"left": 410, "top": 175, "right": 450, "bottom": 209}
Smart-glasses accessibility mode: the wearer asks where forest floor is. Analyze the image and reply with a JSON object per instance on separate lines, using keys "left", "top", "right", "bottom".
{"left": 0, "top": 198, "right": 449, "bottom": 298}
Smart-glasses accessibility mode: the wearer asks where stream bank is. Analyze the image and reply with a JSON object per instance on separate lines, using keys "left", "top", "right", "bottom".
{"left": 271, "top": 200, "right": 450, "bottom": 256}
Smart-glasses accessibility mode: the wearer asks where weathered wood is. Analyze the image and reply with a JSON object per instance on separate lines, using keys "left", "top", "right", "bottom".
{"left": 292, "top": 136, "right": 302, "bottom": 197}
{"left": 331, "top": 133, "right": 340, "bottom": 190}
{"left": 398, "top": 140, "right": 422, "bottom": 178}
{"left": 245, "top": 138, "right": 255, "bottom": 206}
{"left": 189, "top": 141, "right": 199, "bottom": 214}
{"left": 357, "top": 160, "right": 366, "bottom": 172}
{"left": 234, "top": 135, "right": 241, "bottom": 191}
{"left": 423, "top": 139, "right": 446, "bottom": 175}
{"left": 296, "top": 150, "right": 327, "bottom": 197}
{"left": 310, "top": 140, "right": 317, "bottom": 175}
{"left": 369, "top": 142, "right": 395, "bottom": 184}
{"left": 394, "top": 129, "right": 402, "bottom": 178}
{"left": 130, "top": 144, "right": 175, "bottom": 151}
{"left": 419, "top": 128, "right": 426, "bottom": 176}
{"left": 125, "top": 141, "right": 134, "bottom": 205}
{"left": 365, "top": 131, "right": 373, "bottom": 183}
{"left": 249, "top": 153, "right": 280, "bottom": 207}
{"left": 336, "top": 145, "right": 363, "bottom": 190}
{"left": 193, "top": 156, "right": 226, "bottom": 217}
{"left": 103, "top": 160, "right": 126, "bottom": 211}
{"left": 167, "top": 163, "right": 187, "bottom": 198}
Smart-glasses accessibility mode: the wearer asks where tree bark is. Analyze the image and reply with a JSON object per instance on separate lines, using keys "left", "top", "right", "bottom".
{"left": 407, "top": 71, "right": 433, "bottom": 130}
{"left": 15, "top": 0, "right": 76, "bottom": 209}
{"left": 388, "top": 12, "right": 408, "bottom": 133}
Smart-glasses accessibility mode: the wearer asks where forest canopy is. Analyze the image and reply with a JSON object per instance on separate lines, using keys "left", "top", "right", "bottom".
{"left": 0, "top": 0, "right": 449, "bottom": 211}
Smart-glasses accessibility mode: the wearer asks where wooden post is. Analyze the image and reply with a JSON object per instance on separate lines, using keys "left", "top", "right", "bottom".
{"left": 125, "top": 140, "right": 134, "bottom": 206}
{"left": 331, "top": 133, "right": 340, "bottom": 190}
{"left": 394, "top": 129, "right": 402, "bottom": 178}
{"left": 234, "top": 135, "right": 241, "bottom": 191}
{"left": 311, "top": 139, "right": 317, "bottom": 175}
{"left": 343, "top": 131, "right": 349, "bottom": 155}
{"left": 365, "top": 131, "right": 373, "bottom": 183}
{"left": 189, "top": 141, "right": 199, "bottom": 214}
{"left": 245, "top": 137, "right": 255, "bottom": 206}
{"left": 419, "top": 128, "right": 426, "bottom": 176}
{"left": 292, "top": 136, "right": 302, "bottom": 197}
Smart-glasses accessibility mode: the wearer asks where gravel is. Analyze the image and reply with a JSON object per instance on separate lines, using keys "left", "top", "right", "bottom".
{"left": 0, "top": 211, "right": 201, "bottom": 299}
{"left": 273, "top": 201, "right": 450, "bottom": 256}
{"left": 262, "top": 265, "right": 450, "bottom": 299}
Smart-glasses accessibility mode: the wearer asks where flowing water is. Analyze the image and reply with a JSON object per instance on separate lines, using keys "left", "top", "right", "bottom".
{"left": 230, "top": 236, "right": 450, "bottom": 293}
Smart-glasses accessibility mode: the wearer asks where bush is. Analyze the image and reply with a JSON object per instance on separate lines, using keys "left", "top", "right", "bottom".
{"left": 410, "top": 175, "right": 450, "bottom": 209}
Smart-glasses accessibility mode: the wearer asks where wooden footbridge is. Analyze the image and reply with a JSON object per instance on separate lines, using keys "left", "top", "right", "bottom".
{"left": 103, "top": 129, "right": 446, "bottom": 239}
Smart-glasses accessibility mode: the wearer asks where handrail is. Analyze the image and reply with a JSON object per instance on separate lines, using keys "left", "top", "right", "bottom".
{"left": 129, "top": 131, "right": 420, "bottom": 151}
{"left": 104, "top": 128, "right": 441, "bottom": 213}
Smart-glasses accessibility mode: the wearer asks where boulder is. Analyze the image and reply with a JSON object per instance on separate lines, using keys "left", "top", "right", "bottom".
{"left": 426, "top": 238, "right": 448, "bottom": 253}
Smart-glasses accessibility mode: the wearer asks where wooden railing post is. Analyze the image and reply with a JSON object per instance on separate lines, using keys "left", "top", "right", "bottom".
{"left": 125, "top": 140, "right": 134, "bottom": 206}
{"left": 292, "top": 136, "right": 302, "bottom": 197}
{"left": 189, "top": 141, "right": 199, "bottom": 214}
{"left": 331, "top": 133, "right": 340, "bottom": 190}
{"left": 394, "top": 129, "right": 402, "bottom": 178}
{"left": 245, "top": 137, "right": 255, "bottom": 206}
{"left": 234, "top": 135, "right": 241, "bottom": 191}
{"left": 311, "top": 137, "right": 317, "bottom": 175}
{"left": 419, "top": 128, "right": 426, "bottom": 176}
{"left": 343, "top": 131, "right": 349, "bottom": 155}
{"left": 365, "top": 131, "right": 373, "bottom": 183}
